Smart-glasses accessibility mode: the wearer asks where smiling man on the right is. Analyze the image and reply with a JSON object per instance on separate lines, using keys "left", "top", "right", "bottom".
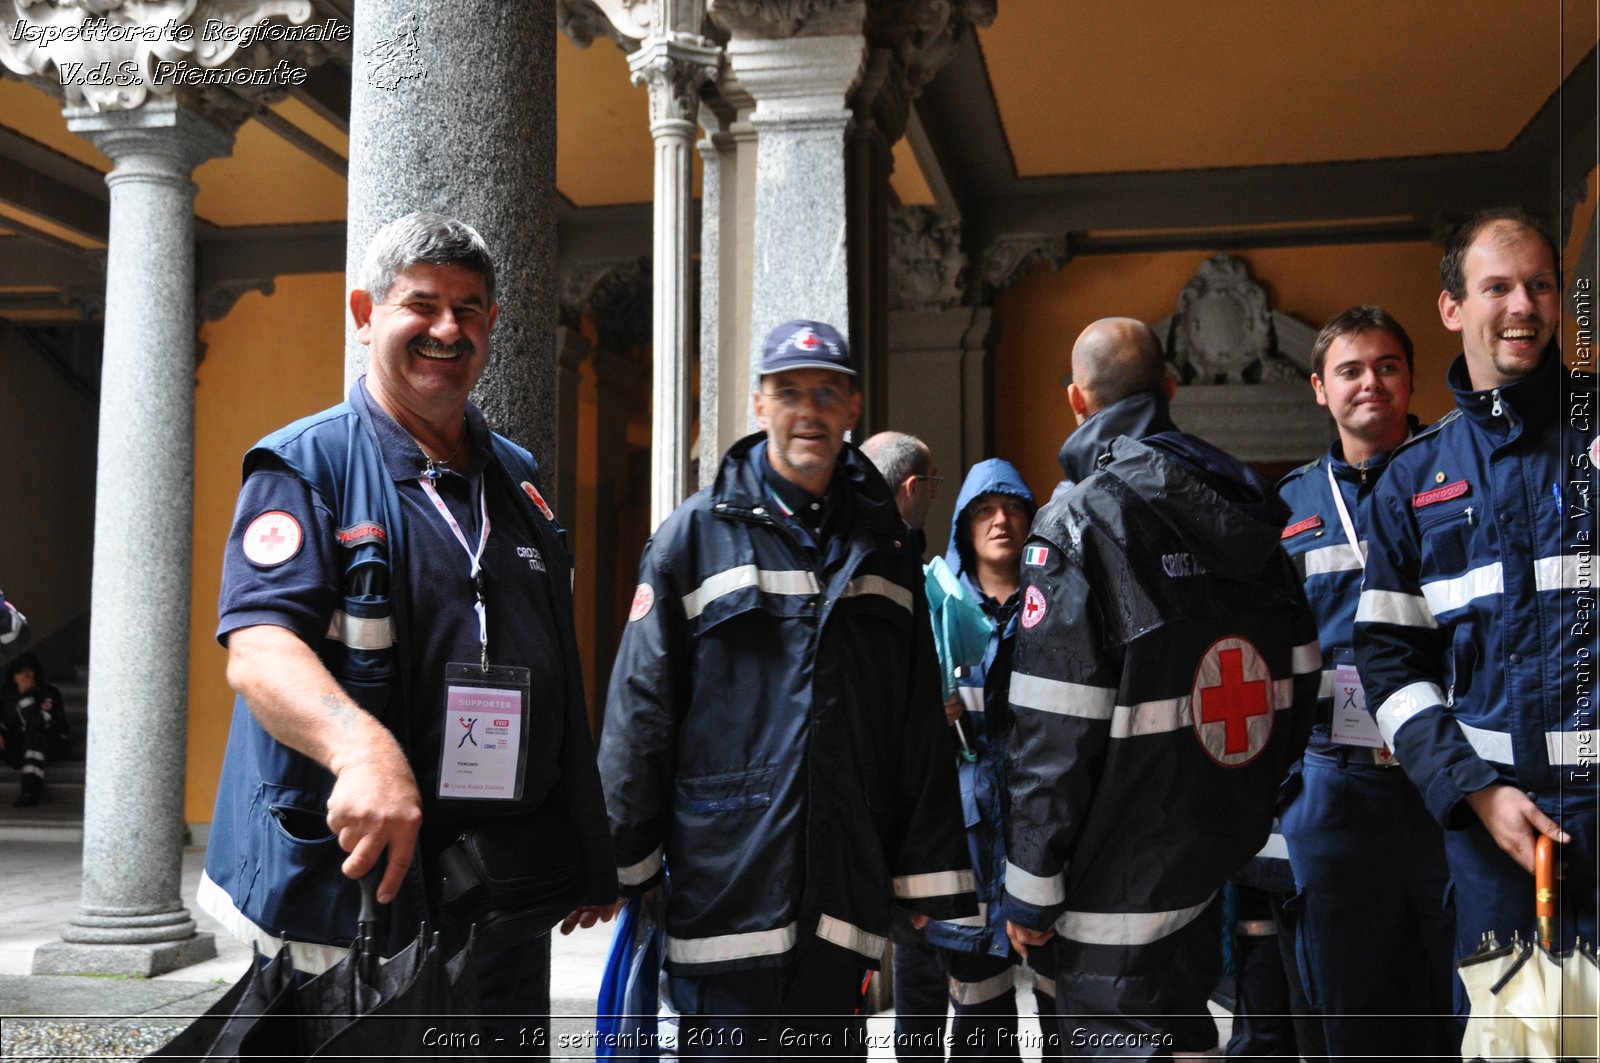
{"left": 1356, "top": 209, "right": 1598, "bottom": 1013}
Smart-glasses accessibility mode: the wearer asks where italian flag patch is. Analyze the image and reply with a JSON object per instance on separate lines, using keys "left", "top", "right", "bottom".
{"left": 1023, "top": 544, "right": 1049, "bottom": 567}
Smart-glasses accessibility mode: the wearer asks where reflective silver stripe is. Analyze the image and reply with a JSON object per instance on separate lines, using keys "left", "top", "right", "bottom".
{"left": 1303, "top": 542, "right": 1366, "bottom": 577}
{"left": 666, "top": 922, "right": 798, "bottom": 965}
{"left": 1054, "top": 894, "right": 1213, "bottom": 946}
{"left": 815, "top": 914, "right": 886, "bottom": 960}
{"left": 1255, "top": 833, "right": 1288, "bottom": 862}
{"left": 1422, "top": 562, "right": 1503, "bottom": 616}
{"left": 1110, "top": 680, "right": 1295, "bottom": 739}
{"left": 681, "top": 566, "right": 817, "bottom": 619}
{"left": 934, "top": 902, "right": 988, "bottom": 929}
{"left": 1547, "top": 731, "right": 1598, "bottom": 766}
{"left": 1356, "top": 589, "right": 1437, "bottom": 629}
{"left": 840, "top": 575, "right": 913, "bottom": 612}
{"left": 1373, "top": 681, "right": 1444, "bottom": 747}
{"left": 325, "top": 610, "right": 395, "bottom": 650}
{"left": 1005, "top": 861, "right": 1066, "bottom": 908}
{"left": 958, "top": 686, "right": 985, "bottom": 715}
{"left": 21, "top": 764, "right": 43, "bottom": 777}
{"left": 1458, "top": 722, "right": 1514, "bottom": 765}
{"left": 893, "top": 870, "right": 975, "bottom": 900}
{"left": 1292, "top": 640, "right": 1322, "bottom": 676}
{"left": 1030, "top": 970, "right": 1056, "bottom": 998}
{"left": 1317, "top": 669, "right": 1337, "bottom": 700}
{"left": 618, "top": 845, "right": 663, "bottom": 887}
{"left": 0, "top": 610, "right": 22, "bottom": 645}
{"left": 951, "top": 968, "right": 1015, "bottom": 1005}
{"left": 1536, "top": 554, "right": 1590, "bottom": 592}
{"left": 196, "top": 870, "right": 350, "bottom": 976}
{"left": 1009, "top": 673, "right": 1116, "bottom": 720}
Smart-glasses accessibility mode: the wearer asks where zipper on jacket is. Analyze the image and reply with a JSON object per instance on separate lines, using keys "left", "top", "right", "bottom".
{"left": 1358, "top": 460, "right": 1369, "bottom": 486}
{"left": 1490, "top": 388, "right": 1502, "bottom": 418}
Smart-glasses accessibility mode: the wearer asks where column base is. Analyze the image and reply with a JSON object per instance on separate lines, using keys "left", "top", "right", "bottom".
{"left": 32, "top": 932, "right": 217, "bottom": 978}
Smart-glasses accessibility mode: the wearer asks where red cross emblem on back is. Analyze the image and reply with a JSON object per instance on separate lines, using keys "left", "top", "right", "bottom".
{"left": 1191, "top": 636, "right": 1273, "bottom": 766}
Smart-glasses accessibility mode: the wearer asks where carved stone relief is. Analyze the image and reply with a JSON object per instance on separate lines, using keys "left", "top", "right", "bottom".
{"left": 977, "top": 232, "right": 1070, "bottom": 297}
{"left": 560, "top": 258, "right": 653, "bottom": 352}
{"left": 1161, "top": 254, "right": 1305, "bottom": 385}
{"left": 888, "top": 206, "right": 964, "bottom": 312}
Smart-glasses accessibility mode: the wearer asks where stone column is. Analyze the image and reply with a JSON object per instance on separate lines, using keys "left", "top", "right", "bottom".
{"left": 346, "top": 1, "right": 558, "bottom": 462}
{"left": 698, "top": 77, "right": 761, "bottom": 453}
{"left": 32, "top": 99, "right": 231, "bottom": 977}
{"left": 723, "top": 5, "right": 867, "bottom": 374}
{"left": 630, "top": 34, "right": 719, "bottom": 527}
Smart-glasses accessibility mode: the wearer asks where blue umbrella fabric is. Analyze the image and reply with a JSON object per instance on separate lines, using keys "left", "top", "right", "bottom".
{"left": 924, "top": 555, "right": 994, "bottom": 700}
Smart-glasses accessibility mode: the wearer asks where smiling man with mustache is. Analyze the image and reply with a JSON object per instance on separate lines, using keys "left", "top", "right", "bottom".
{"left": 203, "top": 211, "right": 615, "bottom": 1054}
{"left": 1356, "top": 209, "right": 1598, "bottom": 1016}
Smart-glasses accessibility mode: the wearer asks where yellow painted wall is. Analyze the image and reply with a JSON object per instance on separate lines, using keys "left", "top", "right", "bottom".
{"left": 994, "top": 241, "right": 1471, "bottom": 502}
{"left": 185, "top": 274, "right": 345, "bottom": 824}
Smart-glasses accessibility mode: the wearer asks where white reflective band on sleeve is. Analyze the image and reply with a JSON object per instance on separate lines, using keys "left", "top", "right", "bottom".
{"left": 1547, "top": 731, "right": 1598, "bottom": 766}
{"left": 1054, "top": 893, "right": 1213, "bottom": 946}
{"left": 1009, "top": 673, "right": 1116, "bottom": 720}
{"left": 951, "top": 968, "right": 1015, "bottom": 1005}
{"left": 1535, "top": 554, "right": 1590, "bottom": 592}
{"left": 666, "top": 922, "right": 798, "bottom": 965}
{"left": 893, "top": 870, "right": 975, "bottom": 899}
{"left": 934, "top": 902, "right": 988, "bottom": 929}
{"left": 840, "top": 575, "right": 913, "bottom": 612}
{"left": 1318, "top": 670, "right": 1337, "bottom": 700}
{"left": 196, "top": 870, "right": 349, "bottom": 976}
{"left": 1004, "top": 861, "right": 1067, "bottom": 908}
{"left": 1303, "top": 543, "right": 1367, "bottom": 577}
{"left": 1422, "top": 562, "right": 1503, "bottom": 617}
{"left": 1292, "top": 641, "right": 1322, "bottom": 676}
{"left": 1031, "top": 970, "right": 1057, "bottom": 998}
{"left": 618, "top": 845, "right": 663, "bottom": 886}
{"left": 1373, "top": 681, "right": 1445, "bottom": 746}
{"left": 1111, "top": 681, "right": 1295, "bottom": 739}
{"left": 681, "top": 566, "right": 818, "bottom": 619}
{"left": 815, "top": 914, "right": 886, "bottom": 960}
{"left": 1356, "top": 589, "right": 1438, "bottom": 629}
{"left": 325, "top": 610, "right": 396, "bottom": 650}
{"left": 958, "top": 686, "right": 985, "bottom": 715}
{"left": 1255, "top": 833, "right": 1288, "bottom": 862}
{"left": 1458, "top": 722, "right": 1514, "bottom": 765}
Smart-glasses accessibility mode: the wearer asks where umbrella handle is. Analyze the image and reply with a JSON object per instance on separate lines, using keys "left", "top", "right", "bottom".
{"left": 357, "top": 866, "right": 389, "bottom": 984}
{"left": 1535, "top": 835, "right": 1556, "bottom": 949}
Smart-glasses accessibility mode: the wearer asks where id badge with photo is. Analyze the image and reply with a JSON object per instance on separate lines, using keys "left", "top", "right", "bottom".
{"left": 1329, "top": 648, "right": 1385, "bottom": 750}
{"left": 438, "top": 663, "right": 530, "bottom": 801}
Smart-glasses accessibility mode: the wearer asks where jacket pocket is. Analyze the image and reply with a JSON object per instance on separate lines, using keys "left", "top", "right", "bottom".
{"left": 247, "top": 783, "right": 359, "bottom": 943}
{"left": 679, "top": 766, "right": 778, "bottom": 814}
{"left": 1416, "top": 502, "right": 1477, "bottom": 579}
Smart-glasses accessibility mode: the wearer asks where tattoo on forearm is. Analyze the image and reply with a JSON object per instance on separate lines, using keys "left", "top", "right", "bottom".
{"left": 320, "top": 693, "right": 359, "bottom": 731}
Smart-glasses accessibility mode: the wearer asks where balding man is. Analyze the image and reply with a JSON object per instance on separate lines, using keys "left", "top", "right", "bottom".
{"left": 1003, "top": 317, "right": 1318, "bottom": 1059}
{"left": 1054, "top": 318, "right": 1179, "bottom": 491}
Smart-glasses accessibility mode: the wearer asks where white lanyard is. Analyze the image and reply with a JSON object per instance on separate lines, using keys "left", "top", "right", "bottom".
{"left": 1326, "top": 463, "right": 1365, "bottom": 567}
{"left": 418, "top": 476, "right": 492, "bottom": 668}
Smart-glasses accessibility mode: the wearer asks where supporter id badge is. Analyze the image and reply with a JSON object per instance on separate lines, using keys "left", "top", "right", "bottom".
{"left": 438, "top": 663, "right": 530, "bottom": 801}
{"left": 1329, "top": 649, "right": 1385, "bottom": 750}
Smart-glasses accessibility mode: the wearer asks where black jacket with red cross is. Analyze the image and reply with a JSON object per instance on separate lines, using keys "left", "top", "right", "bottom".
{"left": 1002, "top": 432, "right": 1319, "bottom": 957}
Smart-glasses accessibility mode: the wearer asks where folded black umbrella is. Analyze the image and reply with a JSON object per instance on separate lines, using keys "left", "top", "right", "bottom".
{"left": 150, "top": 872, "right": 481, "bottom": 1060}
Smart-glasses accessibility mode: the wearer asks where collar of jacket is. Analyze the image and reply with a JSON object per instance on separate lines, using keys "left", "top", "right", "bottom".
{"left": 1447, "top": 345, "right": 1561, "bottom": 433}
{"left": 351, "top": 375, "right": 495, "bottom": 484}
{"left": 711, "top": 432, "right": 905, "bottom": 539}
{"left": 1326, "top": 414, "right": 1423, "bottom": 483}
{"left": 1056, "top": 390, "right": 1180, "bottom": 484}
{"left": 1099, "top": 433, "right": 1288, "bottom": 580}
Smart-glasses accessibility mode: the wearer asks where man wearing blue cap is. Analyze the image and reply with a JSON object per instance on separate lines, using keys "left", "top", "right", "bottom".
{"left": 600, "top": 320, "right": 975, "bottom": 1058}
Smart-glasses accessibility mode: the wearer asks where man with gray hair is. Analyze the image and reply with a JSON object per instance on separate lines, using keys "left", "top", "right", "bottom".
{"left": 862, "top": 431, "right": 940, "bottom": 558}
{"left": 202, "top": 211, "right": 615, "bottom": 1052}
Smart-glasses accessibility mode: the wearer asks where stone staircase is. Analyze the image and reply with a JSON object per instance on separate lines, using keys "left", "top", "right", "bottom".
{"left": 0, "top": 680, "right": 86, "bottom": 842}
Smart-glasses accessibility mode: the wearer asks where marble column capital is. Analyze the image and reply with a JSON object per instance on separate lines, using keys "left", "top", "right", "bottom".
{"left": 726, "top": 32, "right": 865, "bottom": 118}
{"left": 0, "top": 0, "right": 349, "bottom": 130}
{"left": 710, "top": 0, "right": 863, "bottom": 39}
{"left": 66, "top": 98, "right": 234, "bottom": 184}
{"left": 628, "top": 35, "right": 721, "bottom": 130}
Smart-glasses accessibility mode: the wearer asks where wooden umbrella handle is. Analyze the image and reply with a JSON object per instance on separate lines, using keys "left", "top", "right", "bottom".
{"left": 1535, "top": 834, "right": 1556, "bottom": 949}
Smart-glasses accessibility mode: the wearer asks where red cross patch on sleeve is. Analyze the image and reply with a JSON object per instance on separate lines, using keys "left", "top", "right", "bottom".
{"left": 241, "top": 511, "right": 303, "bottom": 567}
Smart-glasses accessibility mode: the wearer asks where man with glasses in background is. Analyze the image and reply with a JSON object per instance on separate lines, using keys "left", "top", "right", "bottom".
{"left": 600, "top": 320, "right": 974, "bottom": 1056}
